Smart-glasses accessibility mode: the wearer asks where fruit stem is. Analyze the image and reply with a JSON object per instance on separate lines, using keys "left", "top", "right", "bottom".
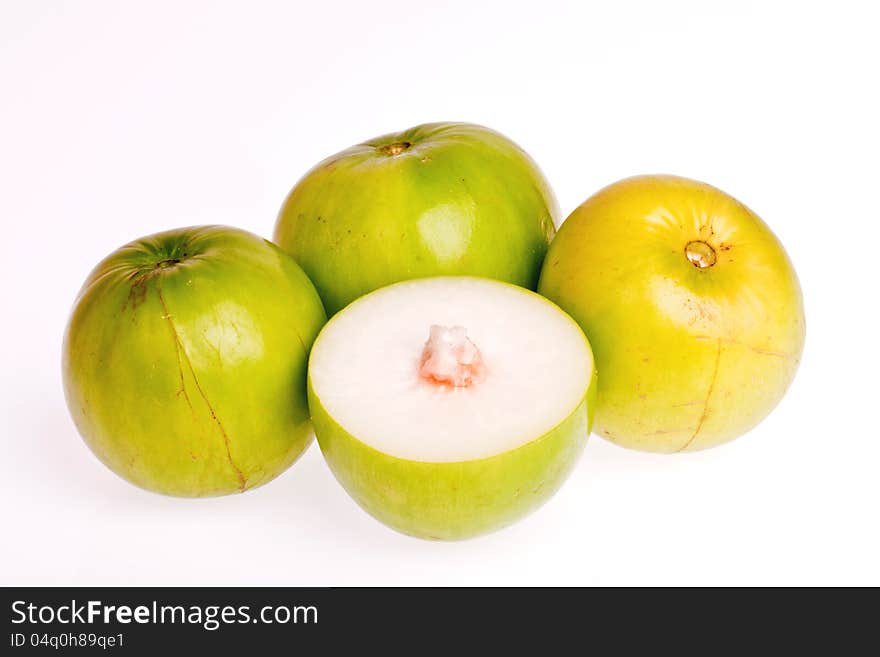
{"left": 380, "top": 141, "right": 412, "bottom": 156}
{"left": 684, "top": 240, "right": 717, "bottom": 269}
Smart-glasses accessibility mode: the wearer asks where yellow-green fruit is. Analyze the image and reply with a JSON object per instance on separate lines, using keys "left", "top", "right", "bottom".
{"left": 308, "top": 277, "right": 596, "bottom": 540}
{"left": 62, "top": 226, "right": 327, "bottom": 496}
{"left": 274, "top": 122, "right": 559, "bottom": 315}
{"left": 538, "top": 175, "right": 805, "bottom": 453}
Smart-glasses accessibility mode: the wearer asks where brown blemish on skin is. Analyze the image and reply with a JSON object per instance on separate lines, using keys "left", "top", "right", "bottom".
{"left": 151, "top": 282, "right": 194, "bottom": 412}
{"left": 156, "top": 280, "right": 247, "bottom": 492}
{"left": 693, "top": 335, "right": 792, "bottom": 359}
{"left": 123, "top": 252, "right": 186, "bottom": 314}
{"left": 723, "top": 338, "right": 790, "bottom": 358}
{"left": 678, "top": 338, "right": 722, "bottom": 452}
{"left": 745, "top": 346, "right": 788, "bottom": 357}
{"left": 647, "top": 428, "right": 693, "bottom": 436}
{"left": 125, "top": 278, "right": 149, "bottom": 312}
{"left": 697, "top": 222, "right": 717, "bottom": 242}
{"left": 122, "top": 267, "right": 159, "bottom": 314}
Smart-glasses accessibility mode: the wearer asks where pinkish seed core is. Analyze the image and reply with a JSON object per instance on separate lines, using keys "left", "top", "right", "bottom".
{"left": 419, "top": 325, "right": 487, "bottom": 388}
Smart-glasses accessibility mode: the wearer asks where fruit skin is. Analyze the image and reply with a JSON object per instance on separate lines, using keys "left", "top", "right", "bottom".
{"left": 539, "top": 175, "right": 805, "bottom": 453}
{"left": 309, "top": 356, "right": 596, "bottom": 542}
{"left": 62, "top": 226, "right": 327, "bottom": 496}
{"left": 274, "top": 122, "right": 559, "bottom": 315}
{"left": 310, "top": 378, "right": 595, "bottom": 541}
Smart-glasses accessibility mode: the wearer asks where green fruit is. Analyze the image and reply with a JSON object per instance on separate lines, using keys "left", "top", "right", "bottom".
{"left": 62, "top": 226, "right": 327, "bottom": 496}
{"left": 539, "top": 175, "right": 805, "bottom": 453}
{"left": 307, "top": 277, "right": 596, "bottom": 540}
{"left": 274, "top": 122, "right": 559, "bottom": 315}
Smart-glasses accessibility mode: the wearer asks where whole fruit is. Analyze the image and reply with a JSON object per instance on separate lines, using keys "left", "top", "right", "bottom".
{"left": 538, "top": 175, "right": 805, "bottom": 453}
{"left": 63, "top": 226, "right": 326, "bottom": 496}
{"left": 308, "top": 277, "right": 596, "bottom": 540}
{"left": 274, "top": 122, "right": 558, "bottom": 315}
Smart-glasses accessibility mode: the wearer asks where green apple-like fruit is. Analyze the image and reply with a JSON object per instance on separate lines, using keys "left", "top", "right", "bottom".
{"left": 308, "top": 277, "right": 596, "bottom": 540}
{"left": 538, "top": 175, "right": 805, "bottom": 453}
{"left": 62, "top": 226, "right": 327, "bottom": 496}
{"left": 273, "top": 122, "right": 559, "bottom": 315}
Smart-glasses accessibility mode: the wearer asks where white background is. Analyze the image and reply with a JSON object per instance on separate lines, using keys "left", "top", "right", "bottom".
{"left": 1, "top": 0, "right": 877, "bottom": 586}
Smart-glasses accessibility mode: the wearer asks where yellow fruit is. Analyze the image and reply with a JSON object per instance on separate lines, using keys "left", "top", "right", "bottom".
{"left": 539, "top": 175, "right": 805, "bottom": 453}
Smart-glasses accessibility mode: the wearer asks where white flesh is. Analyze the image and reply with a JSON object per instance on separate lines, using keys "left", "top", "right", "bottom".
{"left": 309, "top": 277, "right": 592, "bottom": 462}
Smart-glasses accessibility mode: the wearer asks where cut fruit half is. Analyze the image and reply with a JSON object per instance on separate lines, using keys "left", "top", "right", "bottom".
{"left": 308, "top": 276, "right": 596, "bottom": 540}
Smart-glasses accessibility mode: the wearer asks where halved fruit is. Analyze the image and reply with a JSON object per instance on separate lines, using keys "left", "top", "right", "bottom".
{"left": 308, "top": 277, "right": 596, "bottom": 540}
